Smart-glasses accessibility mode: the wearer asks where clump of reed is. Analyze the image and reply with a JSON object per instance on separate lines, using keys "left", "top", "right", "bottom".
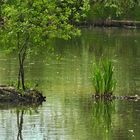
{"left": 91, "top": 59, "right": 116, "bottom": 98}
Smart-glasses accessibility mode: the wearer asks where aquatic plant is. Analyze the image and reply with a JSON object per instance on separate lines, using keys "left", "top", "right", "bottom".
{"left": 92, "top": 59, "right": 116, "bottom": 96}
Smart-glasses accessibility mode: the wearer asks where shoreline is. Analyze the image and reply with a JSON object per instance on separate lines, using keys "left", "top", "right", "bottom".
{"left": 76, "top": 20, "right": 140, "bottom": 29}
{"left": 1, "top": 19, "right": 140, "bottom": 29}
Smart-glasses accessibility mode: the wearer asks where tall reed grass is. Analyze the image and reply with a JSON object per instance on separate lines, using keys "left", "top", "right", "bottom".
{"left": 92, "top": 60, "right": 116, "bottom": 96}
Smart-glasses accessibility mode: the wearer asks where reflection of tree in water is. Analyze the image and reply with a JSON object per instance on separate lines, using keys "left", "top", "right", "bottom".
{"left": 17, "top": 109, "right": 24, "bottom": 140}
{"left": 16, "top": 106, "right": 39, "bottom": 140}
{"left": 91, "top": 100, "right": 115, "bottom": 140}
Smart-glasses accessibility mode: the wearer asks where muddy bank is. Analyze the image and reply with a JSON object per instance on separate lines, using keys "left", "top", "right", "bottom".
{"left": 78, "top": 20, "right": 140, "bottom": 28}
{"left": 0, "top": 86, "right": 46, "bottom": 104}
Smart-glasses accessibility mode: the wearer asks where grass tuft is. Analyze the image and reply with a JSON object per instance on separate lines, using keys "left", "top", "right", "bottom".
{"left": 92, "top": 59, "right": 116, "bottom": 96}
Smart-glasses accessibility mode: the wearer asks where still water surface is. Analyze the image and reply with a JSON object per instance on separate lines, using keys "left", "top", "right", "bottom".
{"left": 0, "top": 28, "right": 140, "bottom": 140}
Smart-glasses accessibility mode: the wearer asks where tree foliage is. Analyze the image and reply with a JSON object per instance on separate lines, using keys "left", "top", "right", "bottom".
{"left": 1, "top": 0, "right": 90, "bottom": 90}
{"left": 88, "top": 0, "right": 140, "bottom": 20}
{"left": 2, "top": 0, "right": 89, "bottom": 39}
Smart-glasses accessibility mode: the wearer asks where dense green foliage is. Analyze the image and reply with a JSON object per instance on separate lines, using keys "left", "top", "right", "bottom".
{"left": 0, "top": 0, "right": 90, "bottom": 90}
{"left": 87, "top": 0, "right": 140, "bottom": 21}
{"left": 0, "top": 1, "right": 4, "bottom": 24}
{"left": 2, "top": 0, "right": 89, "bottom": 40}
{"left": 92, "top": 60, "right": 116, "bottom": 96}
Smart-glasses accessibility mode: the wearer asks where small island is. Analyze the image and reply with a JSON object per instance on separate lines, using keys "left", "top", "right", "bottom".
{"left": 0, "top": 85, "right": 46, "bottom": 104}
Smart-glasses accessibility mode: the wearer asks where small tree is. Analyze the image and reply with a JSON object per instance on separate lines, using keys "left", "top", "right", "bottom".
{"left": 1, "top": 0, "right": 90, "bottom": 90}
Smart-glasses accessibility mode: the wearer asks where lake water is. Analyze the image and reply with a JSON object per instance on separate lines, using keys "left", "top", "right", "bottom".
{"left": 0, "top": 28, "right": 140, "bottom": 140}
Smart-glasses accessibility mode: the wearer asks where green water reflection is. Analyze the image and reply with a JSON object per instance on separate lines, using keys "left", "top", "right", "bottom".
{"left": 0, "top": 28, "right": 140, "bottom": 140}
{"left": 91, "top": 101, "right": 115, "bottom": 140}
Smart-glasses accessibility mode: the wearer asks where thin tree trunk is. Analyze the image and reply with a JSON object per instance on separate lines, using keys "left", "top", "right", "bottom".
{"left": 17, "top": 32, "right": 29, "bottom": 91}
{"left": 20, "top": 62, "right": 25, "bottom": 90}
{"left": 18, "top": 54, "right": 25, "bottom": 90}
{"left": 18, "top": 50, "right": 26, "bottom": 90}
{"left": 17, "top": 53, "right": 21, "bottom": 89}
{"left": 17, "top": 32, "right": 21, "bottom": 89}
